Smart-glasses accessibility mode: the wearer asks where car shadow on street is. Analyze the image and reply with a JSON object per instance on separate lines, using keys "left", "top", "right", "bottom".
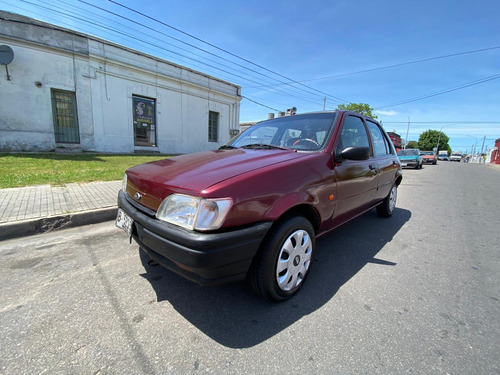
{"left": 138, "top": 207, "right": 411, "bottom": 349}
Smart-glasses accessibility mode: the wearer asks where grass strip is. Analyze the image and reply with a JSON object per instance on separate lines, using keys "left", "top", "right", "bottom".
{"left": 0, "top": 153, "right": 169, "bottom": 188}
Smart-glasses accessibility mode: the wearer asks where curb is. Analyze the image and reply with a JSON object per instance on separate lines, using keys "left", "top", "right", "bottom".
{"left": 0, "top": 207, "right": 118, "bottom": 241}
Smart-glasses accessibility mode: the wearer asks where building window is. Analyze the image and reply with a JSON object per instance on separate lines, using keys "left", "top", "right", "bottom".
{"left": 208, "top": 111, "right": 219, "bottom": 142}
{"left": 51, "top": 89, "right": 80, "bottom": 144}
{"left": 133, "top": 95, "right": 156, "bottom": 147}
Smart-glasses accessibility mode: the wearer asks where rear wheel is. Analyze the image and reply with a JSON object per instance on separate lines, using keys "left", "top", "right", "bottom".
{"left": 377, "top": 184, "right": 397, "bottom": 217}
{"left": 249, "top": 216, "right": 315, "bottom": 302}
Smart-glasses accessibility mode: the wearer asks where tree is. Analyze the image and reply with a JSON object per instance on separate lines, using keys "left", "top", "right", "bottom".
{"left": 336, "top": 103, "right": 378, "bottom": 119}
{"left": 407, "top": 140, "right": 419, "bottom": 149}
{"left": 418, "top": 129, "right": 450, "bottom": 151}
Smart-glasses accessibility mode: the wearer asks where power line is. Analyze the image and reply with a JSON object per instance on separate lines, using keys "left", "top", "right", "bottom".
{"left": 70, "top": 0, "right": 349, "bottom": 106}
{"left": 250, "top": 46, "right": 500, "bottom": 88}
{"left": 21, "top": 0, "right": 268, "bottom": 84}
{"left": 6, "top": 0, "right": 499, "bottom": 114}
{"left": 242, "top": 96, "right": 280, "bottom": 112}
{"left": 20, "top": 0, "right": 333, "bottom": 108}
{"left": 374, "top": 73, "right": 500, "bottom": 109}
{"left": 107, "top": 0, "right": 350, "bottom": 104}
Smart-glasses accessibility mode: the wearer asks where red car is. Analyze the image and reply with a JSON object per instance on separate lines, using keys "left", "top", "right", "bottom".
{"left": 116, "top": 111, "right": 402, "bottom": 301}
{"left": 421, "top": 151, "right": 438, "bottom": 165}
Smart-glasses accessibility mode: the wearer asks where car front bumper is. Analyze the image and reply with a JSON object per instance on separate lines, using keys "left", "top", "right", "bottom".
{"left": 117, "top": 191, "right": 272, "bottom": 286}
{"left": 400, "top": 159, "right": 420, "bottom": 167}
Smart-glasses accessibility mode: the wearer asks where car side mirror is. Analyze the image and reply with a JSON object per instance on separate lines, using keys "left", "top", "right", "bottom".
{"left": 336, "top": 146, "right": 371, "bottom": 162}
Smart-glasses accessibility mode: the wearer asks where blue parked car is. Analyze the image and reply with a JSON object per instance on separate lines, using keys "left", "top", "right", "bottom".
{"left": 397, "top": 149, "right": 423, "bottom": 169}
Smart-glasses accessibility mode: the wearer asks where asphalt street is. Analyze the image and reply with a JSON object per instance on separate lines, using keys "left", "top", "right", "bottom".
{"left": 1, "top": 162, "right": 499, "bottom": 374}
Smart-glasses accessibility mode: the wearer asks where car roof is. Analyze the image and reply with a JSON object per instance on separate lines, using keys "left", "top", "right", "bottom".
{"left": 258, "top": 110, "right": 380, "bottom": 124}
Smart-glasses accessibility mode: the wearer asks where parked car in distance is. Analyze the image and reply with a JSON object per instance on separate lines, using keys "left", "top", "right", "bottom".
{"left": 397, "top": 148, "right": 423, "bottom": 169}
{"left": 450, "top": 152, "right": 462, "bottom": 162}
{"left": 116, "top": 111, "right": 403, "bottom": 302}
{"left": 438, "top": 151, "right": 449, "bottom": 161}
{"left": 421, "top": 151, "right": 437, "bottom": 165}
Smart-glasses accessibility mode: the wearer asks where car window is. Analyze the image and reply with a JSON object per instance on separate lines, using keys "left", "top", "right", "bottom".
{"left": 397, "top": 149, "right": 419, "bottom": 156}
{"left": 366, "top": 121, "right": 391, "bottom": 156}
{"left": 230, "top": 112, "right": 337, "bottom": 151}
{"left": 337, "top": 116, "right": 371, "bottom": 155}
{"left": 236, "top": 126, "right": 278, "bottom": 146}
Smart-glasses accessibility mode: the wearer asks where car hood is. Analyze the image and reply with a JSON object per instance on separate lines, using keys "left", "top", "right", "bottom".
{"left": 398, "top": 155, "right": 419, "bottom": 160}
{"left": 126, "top": 148, "right": 305, "bottom": 210}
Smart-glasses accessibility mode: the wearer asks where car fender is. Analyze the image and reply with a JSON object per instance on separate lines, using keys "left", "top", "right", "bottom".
{"left": 265, "top": 191, "right": 323, "bottom": 226}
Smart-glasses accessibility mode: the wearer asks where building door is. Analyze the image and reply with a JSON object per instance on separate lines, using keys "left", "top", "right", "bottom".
{"left": 51, "top": 89, "right": 80, "bottom": 144}
{"left": 133, "top": 95, "right": 156, "bottom": 147}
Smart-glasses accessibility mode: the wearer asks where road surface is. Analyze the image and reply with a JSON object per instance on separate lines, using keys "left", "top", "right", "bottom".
{"left": 1, "top": 162, "right": 499, "bottom": 374}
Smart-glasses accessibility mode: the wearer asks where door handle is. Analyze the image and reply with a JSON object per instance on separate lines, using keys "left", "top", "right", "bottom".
{"left": 369, "top": 164, "right": 378, "bottom": 173}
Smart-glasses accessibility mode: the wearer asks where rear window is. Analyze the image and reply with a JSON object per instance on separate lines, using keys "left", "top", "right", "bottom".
{"left": 398, "top": 149, "right": 419, "bottom": 156}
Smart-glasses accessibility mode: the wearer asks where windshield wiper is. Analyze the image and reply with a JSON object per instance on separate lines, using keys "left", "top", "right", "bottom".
{"left": 218, "top": 145, "right": 239, "bottom": 150}
{"left": 241, "top": 144, "right": 286, "bottom": 150}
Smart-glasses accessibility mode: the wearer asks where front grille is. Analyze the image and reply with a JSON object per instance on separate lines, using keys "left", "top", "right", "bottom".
{"left": 125, "top": 193, "right": 157, "bottom": 218}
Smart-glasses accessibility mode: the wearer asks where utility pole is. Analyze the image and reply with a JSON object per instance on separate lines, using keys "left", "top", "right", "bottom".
{"left": 480, "top": 135, "right": 486, "bottom": 163}
{"left": 323, "top": 97, "right": 326, "bottom": 111}
{"left": 404, "top": 116, "right": 410, "bottom": 149}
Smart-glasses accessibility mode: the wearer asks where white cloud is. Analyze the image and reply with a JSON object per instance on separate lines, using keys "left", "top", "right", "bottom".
{"left": 375, "top": 110, "right": 398, "bottom": 116}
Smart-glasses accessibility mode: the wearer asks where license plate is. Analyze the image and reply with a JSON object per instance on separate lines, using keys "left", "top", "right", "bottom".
{"left": 401, "top": 163, "right": 407, "bottom": 167}
{"left": 116, "top": 208, "right": 133, "bottom": 237}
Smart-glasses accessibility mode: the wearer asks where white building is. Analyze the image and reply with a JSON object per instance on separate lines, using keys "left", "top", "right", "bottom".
{"left": 0, "top": 11, "right": 241, "bottom": 154}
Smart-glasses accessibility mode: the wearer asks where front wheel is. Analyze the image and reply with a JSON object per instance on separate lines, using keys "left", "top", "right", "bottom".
{"left": 248, "top": 216, "right": 315, "bottom": 302}
{"left": 377, "top": 184, "right": 397, "bottom": 217}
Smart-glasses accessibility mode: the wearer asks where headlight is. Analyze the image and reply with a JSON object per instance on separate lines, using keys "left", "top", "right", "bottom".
{"left": 156, "top": 194, "right": 232, "bottom": 231}
{"left": 122, "top": 173, "right": 128, "bottom": 193}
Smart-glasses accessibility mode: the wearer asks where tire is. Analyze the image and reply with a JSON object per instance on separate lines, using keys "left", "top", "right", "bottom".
{"left": 377, "top": 184, "right": 397, "bottom": 218}
{"left": 249, "top": 216, "right": 315, "bottom": 302}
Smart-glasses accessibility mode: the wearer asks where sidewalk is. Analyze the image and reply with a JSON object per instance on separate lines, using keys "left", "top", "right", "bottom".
{"left": 0, "top": 180, "right": 121, "bottom": 241}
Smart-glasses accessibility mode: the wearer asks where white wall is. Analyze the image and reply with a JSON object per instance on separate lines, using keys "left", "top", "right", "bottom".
{"left": 0, "top": 41, "right": 86, "bottom": 151}
{"left": 0, "top": 12, "right": 241, "bottom": 154}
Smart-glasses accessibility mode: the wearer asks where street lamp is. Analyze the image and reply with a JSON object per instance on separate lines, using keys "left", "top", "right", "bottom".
{"left": 436, "top": 124, "right": 453, "bottom": 154}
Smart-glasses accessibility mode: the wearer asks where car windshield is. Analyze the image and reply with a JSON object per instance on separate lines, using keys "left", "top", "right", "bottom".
{"left": 227, "top": 112, "right": 337, "bottom": 151}
{"left": 398, "top": 149, "right": 419, "bottom": 156}
{"left": 422, "top": 151, "right": 434, "bottom": 155}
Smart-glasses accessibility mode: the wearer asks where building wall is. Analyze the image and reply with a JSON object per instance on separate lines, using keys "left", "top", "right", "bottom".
{"left": 0, "top": 39, "right": 93, "bottom": 151}
{"left": 387, "top": 132, "right": 402, "bottom": 152}
{"left": 0, "top": 11, "right": 241, "bottom": 154}
{"left": 490, "top": 139, "right": 500, "bottom": 165}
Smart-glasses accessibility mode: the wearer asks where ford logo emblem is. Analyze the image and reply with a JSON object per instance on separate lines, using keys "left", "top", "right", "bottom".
{"left": 134, "top": 192, "right": 142, "bottom": 200}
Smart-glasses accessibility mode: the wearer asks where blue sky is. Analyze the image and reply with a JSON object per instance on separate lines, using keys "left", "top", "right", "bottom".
{"left": 2, "top": 0, "right": 499, "bottom": 153}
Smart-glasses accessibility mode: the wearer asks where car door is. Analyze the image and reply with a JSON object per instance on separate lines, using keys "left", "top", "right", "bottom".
{"left": 332, "top": 114, "right": 378, "bottom": 222}
{"left": 365, "top": 120, "right": 399, "bottom": 200}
